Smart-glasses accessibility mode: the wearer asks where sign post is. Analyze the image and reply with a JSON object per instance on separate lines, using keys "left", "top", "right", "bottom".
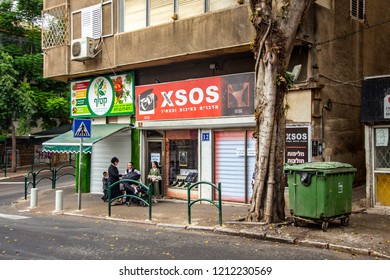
{"left": 72, "top": 119, "right": 92, "bottom": 210}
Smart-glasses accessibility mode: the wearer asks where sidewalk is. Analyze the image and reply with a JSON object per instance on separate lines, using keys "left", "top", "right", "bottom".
{"left": 3, "top": 167, "right": 390, "bottom": 259}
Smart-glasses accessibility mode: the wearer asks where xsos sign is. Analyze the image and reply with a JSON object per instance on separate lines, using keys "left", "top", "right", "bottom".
{"left": 286, "top": 131, "right": 308, "bottom": 141}
{"left": 285, "top": 126, "right": 309, "bottom": 164}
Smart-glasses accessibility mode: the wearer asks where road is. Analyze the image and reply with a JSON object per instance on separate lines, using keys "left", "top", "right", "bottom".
{"left": 0, "top": 212, "right": 376, "bottom": 260}
{"left": 0, "top": 168, "right": 379, "bottom": 261}
{"left": 0, "top": 167, "right": 75, "bottom": 208}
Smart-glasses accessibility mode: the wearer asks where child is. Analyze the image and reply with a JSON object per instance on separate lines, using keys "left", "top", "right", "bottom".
{"left": 101, "top": 171, "right": 109, "bottom": 202}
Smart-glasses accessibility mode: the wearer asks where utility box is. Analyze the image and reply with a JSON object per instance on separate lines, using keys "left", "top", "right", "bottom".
{"left": 284, "top": 162, "right": 356, "bottom": 231}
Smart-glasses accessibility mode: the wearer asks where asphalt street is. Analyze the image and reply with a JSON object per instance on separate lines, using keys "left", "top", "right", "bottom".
{"left": 0, "top": 213, "right": 375, "bottom": 260}
{"left": 0, "top": 169, "right": 74, "bottom": 207}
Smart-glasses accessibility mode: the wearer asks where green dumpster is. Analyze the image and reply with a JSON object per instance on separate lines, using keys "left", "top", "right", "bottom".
{"left": 284, "top": 162, "right": 356, "bottom": 231}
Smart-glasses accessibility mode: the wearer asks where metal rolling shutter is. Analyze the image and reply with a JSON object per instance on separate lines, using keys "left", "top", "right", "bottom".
{"left": 90, "top": 130, "right": 132, "bottom": 193}
{"left": 214, "top": 130, "right": 255, "bottom": 203}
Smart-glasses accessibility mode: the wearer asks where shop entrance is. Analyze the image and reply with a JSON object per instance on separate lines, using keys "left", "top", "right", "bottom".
{"left": 373, "top": 127, "right": 390, "bottom": 206}
{"left": 146, "top": 134, "right": 164, "bottom": 197}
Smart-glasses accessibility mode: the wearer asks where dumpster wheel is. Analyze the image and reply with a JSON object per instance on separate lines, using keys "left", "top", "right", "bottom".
{"left": 321, "top": 221, "right": 329, "bottom": 232}
{"left": 340, "top": 216, "right": 350, "bottom": 226}
{"left": 292, "top": 217, "right": 301, "bottom": 227}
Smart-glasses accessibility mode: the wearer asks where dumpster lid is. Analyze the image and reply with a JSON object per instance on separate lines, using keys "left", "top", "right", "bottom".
{"left": 284, "top": 162, "right": 356, "bottom": 173}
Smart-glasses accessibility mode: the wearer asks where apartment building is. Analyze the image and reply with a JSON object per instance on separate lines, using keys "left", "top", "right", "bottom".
{"left": 42, "top": 0, "right": 371, "bottom": 203}
{"left": 359, "top": 0, "right": 390, "bottom": 209}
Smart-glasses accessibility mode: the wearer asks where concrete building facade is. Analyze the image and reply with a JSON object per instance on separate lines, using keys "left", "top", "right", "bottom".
{"left": 42, "top": 0, "right": 379, "bottom": 203}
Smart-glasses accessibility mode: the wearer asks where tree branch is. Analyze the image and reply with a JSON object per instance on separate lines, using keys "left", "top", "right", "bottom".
{"left": 255, "top": 18, "right": 272, "bottom": 74}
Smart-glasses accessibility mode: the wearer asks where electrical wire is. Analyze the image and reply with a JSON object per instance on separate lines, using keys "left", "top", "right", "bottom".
{"left": 101, "top": 38, "right": 117, "bottom": 76}
{"left": 315, "top": 18, "right": 390, "bottom": 46}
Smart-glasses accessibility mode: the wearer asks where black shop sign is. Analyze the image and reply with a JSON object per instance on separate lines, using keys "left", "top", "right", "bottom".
{"left": 285, "top": 126, "right": 309, "bottom": 164}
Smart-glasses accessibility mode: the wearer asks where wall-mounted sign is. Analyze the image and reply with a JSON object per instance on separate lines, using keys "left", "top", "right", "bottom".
{"left": 236, "top": 148, "right": 256, "bottom": 156}
{"left": 375, "top": 128, "right": 389, "bottom": 147}
{"left": 70, "top": 72, "right": 135, "bottom": 118}
{"left": 384, "top": 95, "right": 390, "bottom": 119}
{"left": 202, "top": 132, "right": 210, "bottom": 141}
{"left": 312, "top": 140, "right": 320, "bottom": 157}
{"left": 150, "top": 153, "right": 161, "bottom": 163}
{"left": 135, "top": 72, "right": 254, "bottom": 121}
{"left": 285, "top": 126, "right": 309, "bottom": 164}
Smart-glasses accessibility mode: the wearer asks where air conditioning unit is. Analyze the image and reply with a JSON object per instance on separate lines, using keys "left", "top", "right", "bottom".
{"left": 71, "top": 37, "right": 96, "bottom": 61}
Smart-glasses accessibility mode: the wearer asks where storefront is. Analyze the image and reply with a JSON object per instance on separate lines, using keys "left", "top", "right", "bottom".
{"left": 135, "top": 72, "right": 256, "bottom": 202}
{"left": 42, "top": 72, "right": 136, "bottom": 193}
{"left": 362, "top": 76, "right": 390, "bottom": 209}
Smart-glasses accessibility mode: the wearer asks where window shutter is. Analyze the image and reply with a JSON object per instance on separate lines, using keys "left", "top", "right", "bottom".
{"left": 209, "top": 0, "right": 238, "bottom": 12}
{"left": 178, "top": 0, "right": 204, "bottom": 19}
{"left": 82, "top": 4, "right": 102, "bottom": 38}
{"left": 124, "top": 0, "right": 147, "bottom": 32}
{"left": 150, "top": 0, "right": 173, "bottom": 26}
{"left": 351, "top": 0, "right": 365, "bottom": 21}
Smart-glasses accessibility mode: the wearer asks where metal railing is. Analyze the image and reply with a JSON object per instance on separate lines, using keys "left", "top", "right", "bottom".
{"left": 187, "top": 181, "right": 222, "bottom": 226}
{"left": 0, "top": 152, "right": 9, "bottom": 178}
{"left": 107, "top": 179, "right": 153, "bottom": 220}
{"left": 24, "top": 163, "right": 75, "bottom": 199}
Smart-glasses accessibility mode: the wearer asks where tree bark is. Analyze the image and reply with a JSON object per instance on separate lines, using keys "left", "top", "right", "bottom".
{"left": 247, "top": 0, "right": 311, "bottom": 223}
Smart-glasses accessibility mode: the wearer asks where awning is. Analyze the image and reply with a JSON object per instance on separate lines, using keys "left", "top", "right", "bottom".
{"left": 42, "top": 124, "right": 130, "bottom": 153}
{"left": 30, "top": 124, "right": 72, "bottom": 139}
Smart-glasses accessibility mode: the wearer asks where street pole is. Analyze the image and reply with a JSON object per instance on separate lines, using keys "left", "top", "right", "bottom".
{"left": 73, "top": 118, "right": 90, "bottom": 211}
{"left": 78, "top": 138, "right": 83, "bottom": 210}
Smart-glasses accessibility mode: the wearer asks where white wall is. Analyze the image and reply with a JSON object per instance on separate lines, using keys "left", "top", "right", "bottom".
{"left": 199, "top": 129, "right": 213, "bottom": 200}
{"left": 90, "top": 130, "right": 132, "bottom": 193}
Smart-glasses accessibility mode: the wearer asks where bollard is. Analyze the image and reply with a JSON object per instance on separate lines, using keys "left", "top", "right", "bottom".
{"left": 55, "top": 190, "right": 63, "bottom": 212}
{"left": 30, "top": 188, "right": 38, "bottom": 208}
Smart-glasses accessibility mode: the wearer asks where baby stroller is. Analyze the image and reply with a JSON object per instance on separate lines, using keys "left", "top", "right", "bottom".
{"left": 132, "top": 185, "right": 149, "bottom": 207}
{"left": 122, "top": 171, "right": 148, "bottom": 206}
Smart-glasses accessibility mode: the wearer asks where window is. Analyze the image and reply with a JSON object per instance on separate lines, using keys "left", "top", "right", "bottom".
{"left": 150, "top": 0, "right": 174, "bottom": 26}
{"left": 121, "top": 0, "right": 242, "bottom": 32}
{"left": 374, "top": 128, "right": 390, "bottom": 169}
{"left": 350, "top": 0, "right": 365, "bottom": 21}
{"left": 123, "top": 0, "right": 147, "bottom": 32}
{"left": 42, "top": 4, "right": 69, "bottom": 49}
{"left": 209, "top": 0, "right": 238, "bottom": 12}
{"left": 373, "top": 127, "right": 390, "bottom": 206}
{"left": 71, "top": 2, "right": 114, "bottom": 41}
{"left": 166, "top": 130, "right": 198, "bottom": 190}
{"left": 177, "top": 0, "right": 205, "bottom": 20}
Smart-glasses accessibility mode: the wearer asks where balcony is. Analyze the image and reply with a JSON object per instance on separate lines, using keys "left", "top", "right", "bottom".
{"left": 43, "top": 4, "right": 254, "bottom": 81}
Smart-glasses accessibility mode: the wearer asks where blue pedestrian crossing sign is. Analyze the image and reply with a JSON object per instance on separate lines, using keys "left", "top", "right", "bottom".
{"left": 73, "top": 119, "right": 92, "bottom": 138}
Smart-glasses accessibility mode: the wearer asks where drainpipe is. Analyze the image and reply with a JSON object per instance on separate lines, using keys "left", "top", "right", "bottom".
{"left": 322, "top": 99, "right": 332, "bottom": 158}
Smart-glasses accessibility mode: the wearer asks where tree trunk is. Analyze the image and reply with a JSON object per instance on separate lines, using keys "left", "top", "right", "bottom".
{"left": 11, "top": 121, "right": 17, "bottom": 173}
{"left": 247, "top": 0, "right": 311, "bottom": 223}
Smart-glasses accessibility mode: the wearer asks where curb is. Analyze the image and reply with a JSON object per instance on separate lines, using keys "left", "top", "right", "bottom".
{"left": 156, "top": 223, "right": 187, "bottom": 229}
{"left": 295, "top": 239, "right": 328, "bottom": 249}
{"left": 187, "top": 225, "right": 216, "bottom": 232}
